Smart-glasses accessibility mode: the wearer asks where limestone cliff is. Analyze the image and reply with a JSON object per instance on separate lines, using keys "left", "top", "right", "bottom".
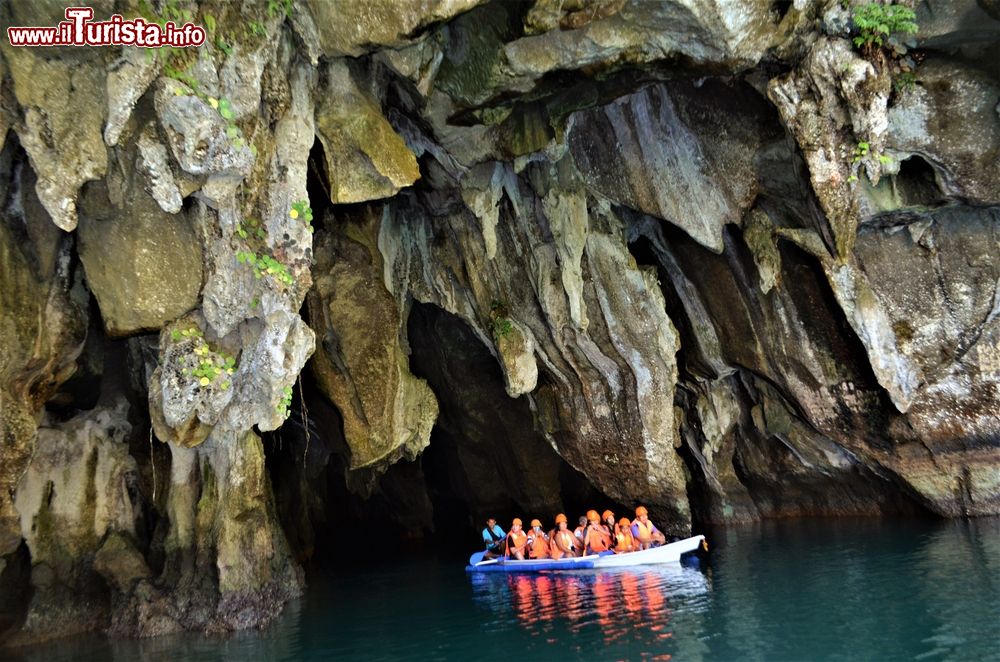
{"left": 0, "top": 0, "right": 999, "bottom": 646}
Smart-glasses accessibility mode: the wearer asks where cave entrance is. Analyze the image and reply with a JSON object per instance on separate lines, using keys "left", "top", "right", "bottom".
{"left": 407, "top": 303, "right": 621, "bottom": 552}
{"left": 267, "top": 301, "right": 620, "bottom": 566}
{"left": 407, "top": 302, "right": 618, "bottom": 556}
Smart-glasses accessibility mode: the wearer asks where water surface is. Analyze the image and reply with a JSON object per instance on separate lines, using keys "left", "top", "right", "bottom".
{"left": 9, "top": 517, "right": 1000, "bottom": 661}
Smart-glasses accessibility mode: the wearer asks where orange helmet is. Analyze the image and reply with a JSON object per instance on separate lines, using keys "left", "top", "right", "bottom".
{"left": 512, "top": 518, "right": 522, "bottom": 527}
{"left": 530, "top": 519, "right": 542, "bottom": 528}
{"left": 619, "top": 517, "right": 631, "bottom": 527}
{"left": 602, "top": 509, "right": 614, "bottom": 521}
{"left": 555, "top": 513, "right": 568, "bottom": 524}
{"left": 636, "top": 506, "right": 648, "bottom": 517}
{"left": 586, "top": 509, "right": 599, "bottom": 522}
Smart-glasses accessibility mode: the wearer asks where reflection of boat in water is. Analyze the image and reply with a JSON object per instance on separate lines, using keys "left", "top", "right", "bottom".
{"left": 468, "top": 561, "right": 711, "bottom": 652}
{"left": 466, "top": 535, "right": 707, "bottom": 573}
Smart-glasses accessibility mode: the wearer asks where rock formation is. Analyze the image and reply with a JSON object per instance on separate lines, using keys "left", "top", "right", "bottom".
{"left": 0, "top": 0, "right": 998, "bottom": 646}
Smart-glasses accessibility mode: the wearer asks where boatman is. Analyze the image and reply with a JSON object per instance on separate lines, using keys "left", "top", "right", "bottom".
{"left": 631, "top": 506, "right": 667, "bottom": 549}
{"left": 482, "top": 517, "right": 506, "bottom": 559}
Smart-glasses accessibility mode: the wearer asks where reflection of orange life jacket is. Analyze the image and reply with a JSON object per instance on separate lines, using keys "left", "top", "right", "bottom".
{"left": 592, "top": 575, "right": 613, "bottom": 627}
{"left": 621, "top": 573, "right": 643, "bottom": 613}
{"left": 614, "top": 527, "right": 635, "bottom": 553}
{"left": 506, "top": 530, "right": 527, "bottom": 557}
{"left": 633, "top": 518, "right": 655, "bottom": 541}
{"left": 536, "top": 576, "right": 555, "bottom": 621}
{"left": 527, "top": 530, "right": 550, "bottom": 559}
{"left": 585, "top": 525, "right": 611, "bottom": 553}
{"left": 641, "top": 571, "right": 665, "bottom": 612}
{"left": 511, "top": 575, "right": 533, "bottom": 623}
{"left": 550, "top": 530, "right": 577, "bottom": 559}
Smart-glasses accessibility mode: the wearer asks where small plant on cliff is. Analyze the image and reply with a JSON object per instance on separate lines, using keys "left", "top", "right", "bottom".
{"left": 848, "top": 139, "right": 895, "bottom": 183}
{"left": 489, "top": 300, "right": 514, "bottom": 339}
{"left": 163, "top": 65, "right": 199, "bottom": 91}
{"left": 290, "top": 200, "right": 314, "bottom": 232}
{"left": 852, "top": 2, "right": 921, "bottom": 103}
{"left": 237, "top": 250, "right": 296, "bottom": 287}
{"left": 853, "top": 141, "right": 870, "bottom": 163}
{"left": 206, "top": 97, "right": 249, "bottom": 150}
{"left": 171, "top": 326, "right": 202, "bottom": 342}
{"left": 247, "top": 21, "right": 267, "bottom": 39}
{"left": 852, "top": 3, "right": 918, "bottom": 57}
{"left": 268, "top": 0, "right": 293, "bottom": 19}
{"left": 160, "top": 69, "right": 254, "bottom": 155}
{"left": 847, "top": 141, "right": 870, "bottom": 183}
{"left": 235, "top": 216, "right": 266, "bottom": 241}
{"left": 215, "top": 36, "right": 234, "bottom": 56}
{"left": 192, "top": 348, "right": 236, "bottom": 390}
{"left": 171, "top": 325, "right": 237, "bottom": 391}
{"left": 138, "top": 0, "right": 200, "bottom": 71}
{"left": 893, "top": 70, "right": 917, "bottom": 94}
{"left": 277, "top": 385, "right": 293, "bottom": 419}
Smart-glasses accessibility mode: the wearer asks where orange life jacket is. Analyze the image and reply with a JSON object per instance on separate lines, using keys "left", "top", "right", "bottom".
{"left": 527, "top": 529, "right": 550, "bottom": 559}
{"left": 614, "top": 526, "right": 635, "bottom": 553}
{"left": 550, "top": 529, "right": 578, "bottom": 559}
{"left": 632, "top": 518, "right": 655, "bottom": 541}
{"left": 585, "top": 524, "right": 611, "bottom": 553}
{"left": 506, "top": 530, "right": 527, "bottom": 557}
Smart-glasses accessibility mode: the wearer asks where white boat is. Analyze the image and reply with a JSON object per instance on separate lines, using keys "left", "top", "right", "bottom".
{"left": 466, "top": 534, "right": 707, "bottom": 573}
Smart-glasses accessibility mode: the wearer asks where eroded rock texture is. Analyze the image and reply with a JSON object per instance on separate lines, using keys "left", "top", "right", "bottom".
{"left": 1, "top": 0, "right": 999, "bottom": 646}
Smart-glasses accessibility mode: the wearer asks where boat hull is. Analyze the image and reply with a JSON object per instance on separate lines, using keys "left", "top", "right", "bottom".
{"left": 466, "top": 535, "right": 706, "bottom": 573}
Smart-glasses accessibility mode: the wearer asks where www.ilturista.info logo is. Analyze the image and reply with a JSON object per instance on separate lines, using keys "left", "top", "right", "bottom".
{"left": 7, "top": 7, "right": 206, "bottom": 48}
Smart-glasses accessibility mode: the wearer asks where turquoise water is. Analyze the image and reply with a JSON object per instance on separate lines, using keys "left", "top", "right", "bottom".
{"left": 8, "top": 517, "right": 1000, "bottom": 661}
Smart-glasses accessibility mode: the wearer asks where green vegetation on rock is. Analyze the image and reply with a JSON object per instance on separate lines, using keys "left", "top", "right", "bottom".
{"left": 236, "top": 250, "right": 296, "bottom": 287}
{"left": 234, "top": 215, "right": 295, "bottom": 289}
{"left": 851, "top": 2, "right": 919, "bottom": 96}
{"left": 171, "top": 325, "right": 237, "bottom": 391}
{"left": 852, "top": 3, "right": 918, "bottom": 57}
{"left": 235, "top": 216, "right": 266, "bottom": 241}
{"left": 490, "top": 300, "right": 515, "bottom": 339}
{"left": 277, "top": 385, "right": 293, "bottom": 419}
{"left": 268, "top": 0, "right": 293, "bottom": 19}
{"left": 290, "top": 200, "right": 314, "bottom": 232}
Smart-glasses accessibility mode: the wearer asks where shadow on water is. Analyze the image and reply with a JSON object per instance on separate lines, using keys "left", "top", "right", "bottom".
{"left": 4, "top": 517, "right": 999, "bottom": 661}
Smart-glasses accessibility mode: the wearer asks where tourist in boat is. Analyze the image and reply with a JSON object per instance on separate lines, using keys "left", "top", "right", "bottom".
{"left": 550, "top": 514, "right": 580, "bottom": 559}
{"left": 614, "top": 517, "right": 637, "bottom": 553}
{"left": 505, "top": 518, "right": 528, "bottom": 560}
{"left": 602, "top": 509, "right": 616, "bottom": 534}
{"left": 583, "top": 509, "right": 612, "bottom": 555}
{"left": 574, "top": 515, "right": 588, "bottom": 542}
{"left": 482, "top": 517, "right": 506, "bottom": 559}
{"left": 631, "top": 506, "right": 667, "bottom": 549}
{"left": 526, "top": 519, "right": 550, "bottom": 559}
